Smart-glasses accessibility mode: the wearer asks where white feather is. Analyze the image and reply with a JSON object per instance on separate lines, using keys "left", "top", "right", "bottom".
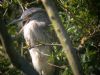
{"left": 23, "top": 20, "right": 54, "bottom": 75}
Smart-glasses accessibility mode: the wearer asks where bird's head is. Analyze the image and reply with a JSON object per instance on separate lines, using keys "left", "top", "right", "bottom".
{"left": 9, "top": 7, "right": 45, "bottom": 25}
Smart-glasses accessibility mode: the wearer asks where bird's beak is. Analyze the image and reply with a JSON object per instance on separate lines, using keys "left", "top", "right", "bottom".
{"left": 8, "top": 18, "right": 23, "bottom": 25}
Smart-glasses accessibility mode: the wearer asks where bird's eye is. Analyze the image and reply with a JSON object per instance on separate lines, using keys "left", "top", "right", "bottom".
{"left": 22, "top": 17, "right": 30, "bottom": 25}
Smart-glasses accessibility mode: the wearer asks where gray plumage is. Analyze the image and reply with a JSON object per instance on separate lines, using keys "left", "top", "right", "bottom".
{"left": 21, "top": 7, "right": 54, "bottom": 75}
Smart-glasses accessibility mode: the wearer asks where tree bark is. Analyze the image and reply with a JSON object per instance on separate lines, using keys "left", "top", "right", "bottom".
{"left": 41, "top": 0, "right": 84, "bottom": 75}
{"left": 0, "top": 23, "right": 38, "bottom": 75}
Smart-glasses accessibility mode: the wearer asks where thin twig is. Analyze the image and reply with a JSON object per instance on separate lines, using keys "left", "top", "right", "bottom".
{"left": 25, "top": 1, "right": 37, "bottom": 8}
{"left": 30, "top": 43, "right": 62, "bottom": 49}
{"left": 15, "top": 26, "right": 24, "bottom": 36}
{"left": 48, "top": 63, "right": 66, "bottom": 69}
{"left": 3, "top": 8, "right": 8, "bottom": 16}
{"left": 17, "top": 0, "right": 25, "bottom": 12}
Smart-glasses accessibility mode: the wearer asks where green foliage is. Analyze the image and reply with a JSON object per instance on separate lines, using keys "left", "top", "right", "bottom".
{"left": 55, "top": 0, "right": 100, "bottom": 75}
{"left": 0, "top": 0, "right": 100, "bottom": 75}
{"left": 0, "top": 47, "right": 21, "bottom": 75}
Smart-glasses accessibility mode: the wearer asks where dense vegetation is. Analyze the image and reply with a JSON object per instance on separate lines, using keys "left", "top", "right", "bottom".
{"left": 0, "top": 0, "right": 100, "bottom": 75}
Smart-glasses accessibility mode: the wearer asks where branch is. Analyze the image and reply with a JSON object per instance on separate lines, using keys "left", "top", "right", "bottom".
{"left": 48, "top": 63, "right": 66, "bottom": 69}
{"left": 41, "top": 0, "right": 84, "bottom": 75}
{"left": 29, "top": 43, "right": 61, "bottom": 49}
{"left": 17, "top": 0, "right": 25, "bottom": 12}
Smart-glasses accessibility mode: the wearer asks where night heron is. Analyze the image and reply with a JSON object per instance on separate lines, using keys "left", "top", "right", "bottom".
{"left": 19, "top": 7, "right": 54, "bottom": 75}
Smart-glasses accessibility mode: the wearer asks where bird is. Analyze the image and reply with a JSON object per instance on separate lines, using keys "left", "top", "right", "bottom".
{"left": 20, "top": 7, "right": 54, "bottom": 75}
